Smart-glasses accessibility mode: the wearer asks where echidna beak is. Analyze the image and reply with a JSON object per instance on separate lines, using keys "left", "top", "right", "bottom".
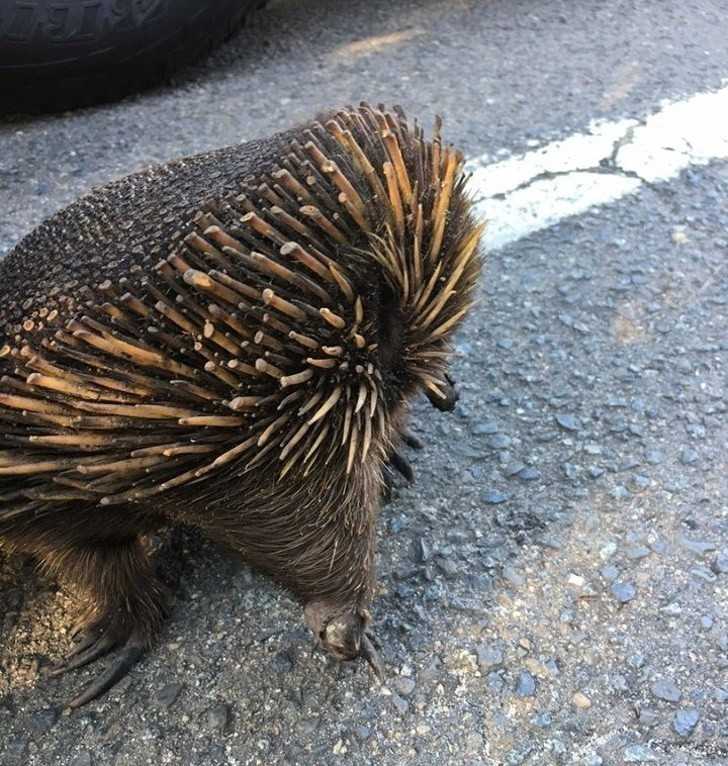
{"left": 360, "top": 633, "right": 385, "bottom": 682}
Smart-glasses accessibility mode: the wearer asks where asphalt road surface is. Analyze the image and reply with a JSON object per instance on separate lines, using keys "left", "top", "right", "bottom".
{"left": 2, "top": 1, "right": 728, "bottom": 764}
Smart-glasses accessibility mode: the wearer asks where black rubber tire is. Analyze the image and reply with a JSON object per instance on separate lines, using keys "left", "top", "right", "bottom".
{"left": 0, "top": 0, "right": 264, "bottom": 115}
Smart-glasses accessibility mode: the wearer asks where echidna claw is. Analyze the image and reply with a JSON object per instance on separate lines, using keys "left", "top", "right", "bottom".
{"left": 389, "top": 449, "right": 414, "bottom": 483}
{"left": 360, "top": 633, "right": 385, "bottom": 682}
{"left": 401, "top": 430, "right": 424, "bottom": 450}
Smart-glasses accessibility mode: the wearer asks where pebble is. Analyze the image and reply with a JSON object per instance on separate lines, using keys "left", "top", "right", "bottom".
{"left": 515, "top": 670, "right": 536, "bottom": 697}
{"left": 588, "top": 466, "right": 605, "bottom": 478}
{"left": 673, "top": 707, "right": 700, "bottom": 737}
{"left": 637, "top": 706, "right": 660, "bottom": 726}
{"left": 555, "top": 413, "right": 581, "bottom": 431}
{"left": 393, "top": 677, "right": 416, "bottom": 697}
{"left": 611, "top": 581, "right": 636, "bottom": 603}
{"left": 572, "top": 692, "right": 591, "bottom": 709}
{"left": 27, "top": 707, "right": 59, "bottom": 736}
{"left": 626, "top": 544, "right": 651, "bottom": 560}
{"left": 711, "top": 550, "right": 728, "bottom": 574}
{"left": 627, "top": 653, "right": 645, "bottom": 669}
{"left": 484, "top": 490, "right": 511, "bottom": 504}
{"left": 644, "top": 449, "right": 663, "bottom": 465}
{"left": 518, "top": 466, "right": 542, "bottom": 481}
{"left": 205, "top": 703, "right": 231, "bottom": 733}
{"left": 390, "top": 693, "right": 408, "bottom": 715}
{"left": 679, "top": 447, "right": 698, "bottom": 465}
{"left": 503, "top": 565, "right": 525, "bottom": 586}
{"left": 651, "top": 679, "right": 681, "bottom": 703}
{"left": 503, "top": 461, "right": 526, "bottom": 477}
{"left": 623, "top": 744, "right": 658, "bottom": 762}
{"left": 487, "top": 434, "right": 512, "bottom": 449}
{"left": 476, "top": 644, "right": 504, "bottom": 671}
{"left": 157, "top": 682, "right": 183, "bottom": 708}
{"left": 601, "top": 564, "right": 619, "bottom": 581}
{"left": 70, "top": 753, "right": 92, "bottom": 766}
{"left": 680, "top": 537, "right": 717, "bottom": 556}
{"left": 472, "top": 421, "right": 499, "bottom": 435}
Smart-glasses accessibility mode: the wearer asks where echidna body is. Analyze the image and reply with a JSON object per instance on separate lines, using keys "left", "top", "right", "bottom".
{"left": 0, "top": 104, "right": 482, "bottom": 706}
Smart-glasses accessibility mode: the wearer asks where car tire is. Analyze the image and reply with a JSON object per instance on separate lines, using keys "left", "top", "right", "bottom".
{"left": 0, "top": 0, "right": 264, "bottom": 114}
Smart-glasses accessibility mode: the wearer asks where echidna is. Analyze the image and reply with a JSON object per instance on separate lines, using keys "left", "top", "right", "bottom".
{"left": 0, "top": 103, "right": 483, "bottom": 707}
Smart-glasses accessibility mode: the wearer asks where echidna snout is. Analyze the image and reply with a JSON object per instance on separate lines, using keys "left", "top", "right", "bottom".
{"left": 304, "top": 601, "right": 383, "bottom": 678}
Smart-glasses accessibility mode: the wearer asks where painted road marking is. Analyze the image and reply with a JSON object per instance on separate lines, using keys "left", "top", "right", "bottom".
{"left": 467, "top": 83, "right": 728, "bottom": 251}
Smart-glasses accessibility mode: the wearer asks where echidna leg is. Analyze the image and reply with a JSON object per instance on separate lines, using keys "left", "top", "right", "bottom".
{"left": 43, "top": 534, "right": 169, "bottom": 707}
{"left": 2, "top": 506, "right": 170, "bottom": 708}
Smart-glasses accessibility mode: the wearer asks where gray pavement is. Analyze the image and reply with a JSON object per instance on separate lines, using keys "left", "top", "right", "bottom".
{"left": 1, "top": 1, "right": 728, "bottom": 764}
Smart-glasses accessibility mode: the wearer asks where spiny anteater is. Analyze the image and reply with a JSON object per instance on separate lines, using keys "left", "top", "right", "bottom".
{"left": 0, "top": 103, "right": 483, "bottom": 707}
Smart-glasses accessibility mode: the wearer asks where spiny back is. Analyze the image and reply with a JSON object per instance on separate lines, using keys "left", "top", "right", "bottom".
{"left": 0, "top": 104, "right": 482, "bottom": 520}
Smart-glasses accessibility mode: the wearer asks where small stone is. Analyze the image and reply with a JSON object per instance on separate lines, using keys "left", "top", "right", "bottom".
{"left": 701, "top": 615, "right": 714, "bottom": 630}
{"left": 644, "top": 450, "right": 663, "bottom": 465}
{"left": 484, "top": 490, "right": 511, "bottom": 505}
{"left": 610, "top": 485, "right": 631, "bottom": 500}
{"left": 3, "top": 736, "right": 28, "bottom": 766}
{"left": 487, "top": 434, "right": 512, "bottom": 449}
{"left": 572, "top": 692, "right": 591, "bottom": 709}
{"left": 476, "top": 644, "right": 504, "bottom": 671}
{"left": 623, "top": 743, "right": 658, "bottom": 762}
{"left": 627, "top": 653, "right": 645, "bottom": 669}
{"left": 672, "top": 228, "right": 689, "bottom": 244}
{"left": 473, "top": 421, "right": 499, "bottom": 435}
{"left": 680, "top": 537, "right": 717, "bottom": 556}
{"left": 673, "top": 707, "right": 699, "bottom": 737}
{"left": 393, "top": 676, "right": 416, "bottom": 697}
{"left": 601, "top": 564, "right": 619, "bottom": 581}
{"left": 157, "top": 682, "right": 183, "bottom": 708}
{"left": 415, "top": 537, "right": 432, "bottom": 563}
{"left": 651, "top": 679, "right": 681, "bottom": 703}
{"left": 611, "top": 581, "right": 636, "bottom": 603}
{"left": 588, "top": 466, "right": 605, "bottom": 479}
{"left": 711, "top": 550, "right": 728, "bottom": 574}
{"left": 628, "top": 475, "right": 650, "bottom": 491}
{"left": 503, "top": 461, "right": 526, "bottom": 477}
{"left": 437, "top": 557, "right": 459, "bottom": 578}
{"left": 515, "top": 670, "right": 536, "bottom": 697}
{"left": 503, "top": 565, "right": 524, "bottom": 586}
{"left": 563, "top": 462, "right": 579, "bottom": 480}
{"left": 637, "top": 706, "right": 660, "bottom": 726}
{"left": 679, "top": 447, "right": 698, "bottom": 465}
{"left": 518, "top": 466, "right": 541, "bottom": 481}
{"left": 599, "top": 542, "right": 617, "bottom": 559}
{"left": 353, "top": 725, "right": 371, "bottom": 741}
{"left": 332, "top": 739, "right": 347, "bottom": 755}
{"left": 691, "top": 566, "right": 716, "bottom": 583}
{"left": 205, "top": 703, "right": 231, "bottom": 733}
{"left": 555, "top": 413, "right": 581, "bottom": 431}
{"left": 71, "top": 753, "right": 93, "bottom": 766}
{"left": 27, "top": 707, "right": 59, "bottom": 736}
{"left": 626, "top": 544, "right": 651, "bottom": 560}
{"left": 390, "top": 693, "right": 408, "bottom": 714}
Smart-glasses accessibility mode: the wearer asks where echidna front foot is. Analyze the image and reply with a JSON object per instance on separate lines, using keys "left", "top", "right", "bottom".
{"left": 304, "top": 600, "right": 385, "bottom": 682}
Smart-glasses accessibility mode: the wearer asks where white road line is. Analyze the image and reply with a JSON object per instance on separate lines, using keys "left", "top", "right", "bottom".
{"left": 466, "top": 83, "right": 728, "bottom": 251}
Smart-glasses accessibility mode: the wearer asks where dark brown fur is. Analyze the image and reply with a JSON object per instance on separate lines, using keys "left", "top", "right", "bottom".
{"left": 0, "top": 104, "right": 482, "bottom": 705}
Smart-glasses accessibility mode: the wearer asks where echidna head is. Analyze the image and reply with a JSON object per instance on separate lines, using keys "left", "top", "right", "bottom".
{"left": 364, "top": 162, "right": 483, "bottom": 415}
